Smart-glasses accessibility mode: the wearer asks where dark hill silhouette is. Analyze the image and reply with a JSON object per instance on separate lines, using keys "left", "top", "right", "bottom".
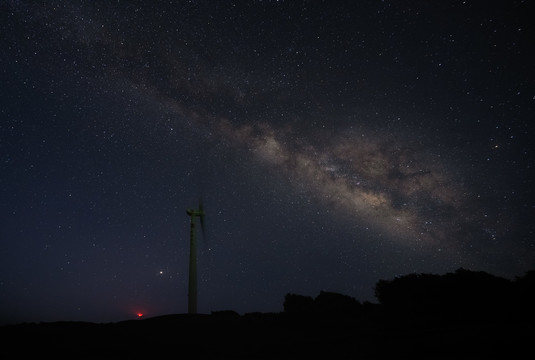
{"left": 1, "top": 268, "right": 534, "bottom": 358}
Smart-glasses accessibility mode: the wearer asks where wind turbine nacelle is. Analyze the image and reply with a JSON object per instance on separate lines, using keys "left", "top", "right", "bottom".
{"left": 186, "top": 209, "right": 204, "bottom": 217}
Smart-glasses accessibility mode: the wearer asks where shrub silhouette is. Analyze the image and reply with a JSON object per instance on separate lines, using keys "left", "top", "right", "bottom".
{"left": 284, "top": 291, "right": 361, "bottom": 317}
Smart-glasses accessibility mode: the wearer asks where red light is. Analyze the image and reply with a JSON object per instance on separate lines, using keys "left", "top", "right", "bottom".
{"left": 137, "top": 313, "right": 143, "bottom": 318}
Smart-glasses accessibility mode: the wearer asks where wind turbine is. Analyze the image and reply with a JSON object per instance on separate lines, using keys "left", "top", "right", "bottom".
{"left": 186, "top": 199, "right": 205, "bottom": 314}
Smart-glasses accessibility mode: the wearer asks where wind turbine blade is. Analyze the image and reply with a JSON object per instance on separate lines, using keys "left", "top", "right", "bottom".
{"left": 199, "top": 197, "right": 206, "bottom": 238}
{"left": 200, "top": 212, "right": 206, "bottom": 236}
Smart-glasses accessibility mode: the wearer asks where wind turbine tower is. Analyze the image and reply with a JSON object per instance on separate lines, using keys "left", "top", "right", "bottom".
{"left": 186, "top": 200, "right": 205, "bottom": 314}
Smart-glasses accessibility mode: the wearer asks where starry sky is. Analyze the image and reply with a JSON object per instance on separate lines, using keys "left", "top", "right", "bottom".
{"left": 1, "top": 0, "right": 534, "bottom": 324}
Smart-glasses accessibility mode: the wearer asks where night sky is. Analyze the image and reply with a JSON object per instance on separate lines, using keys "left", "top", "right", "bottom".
{"left": 1, "top": 0, "right": 534, "bottom": 324}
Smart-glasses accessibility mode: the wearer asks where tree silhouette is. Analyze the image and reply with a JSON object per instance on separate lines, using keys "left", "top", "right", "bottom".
{"left": 283, "top": 293, "right": 315, "bottom": 315}
{"left": 375, "top": 268, "right": 513, "bottom": 325}
{"left": 314, "top": 291, "right": 361, "bottom": 315}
